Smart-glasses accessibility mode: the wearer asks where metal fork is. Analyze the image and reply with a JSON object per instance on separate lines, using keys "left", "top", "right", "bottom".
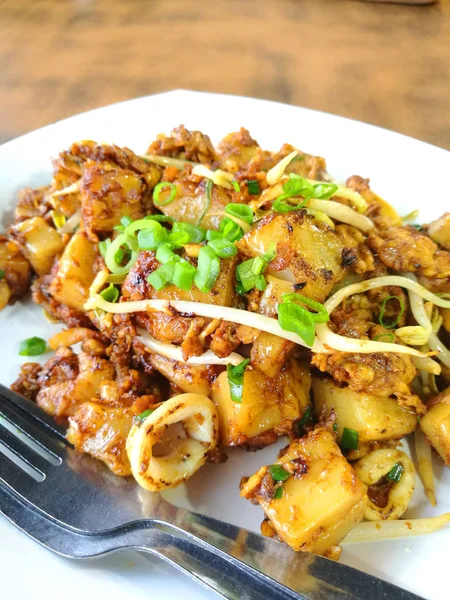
{"left": 0, "top": 384, "right": 423, "bottom": 600}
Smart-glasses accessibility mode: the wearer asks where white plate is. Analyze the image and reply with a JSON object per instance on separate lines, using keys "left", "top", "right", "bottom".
{"left": 1, "top": 90, "right": 449, "bottom": 600}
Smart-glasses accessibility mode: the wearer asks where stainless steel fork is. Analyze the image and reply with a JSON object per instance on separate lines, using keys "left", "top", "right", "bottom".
{"left": 0, "top": 384, "right": 423, "bottom": 600}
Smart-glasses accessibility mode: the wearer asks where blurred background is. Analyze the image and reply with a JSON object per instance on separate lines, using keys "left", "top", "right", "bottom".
{"left": 0, "top": 0, "right": 449, "bottom": 148}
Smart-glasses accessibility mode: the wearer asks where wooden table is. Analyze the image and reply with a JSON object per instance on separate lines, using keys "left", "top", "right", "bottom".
{"left": 1, "top": 0, "right": 449, "bottom": 149}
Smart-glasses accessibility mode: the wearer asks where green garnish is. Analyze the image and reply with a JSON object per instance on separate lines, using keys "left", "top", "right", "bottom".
{"left": 247, "top": 180, "right": 261, "bottom": 195}
{"left": 19, "top": 337, "right": 47, "bottom": 357}
{"left": 386, "top": 463, "right": 404, "bottom": 483}
{"left": 134, "top": 408, "right": 154, "bottom": 424}
{"left": 100, "top": 284, "right": 119, "bottom": 303}
{"left": 197, "top": 179, "right": 213, "bottom": 227}
{"left": 298, "top": 406, "right": 312, "bottom": 430}
{"left": 0, "top": 270, "right": 5, "bottom": 279}
{"left": 277, "top": 294, "right": 329, "bottom": 346}
{"left": 274, "top": 487, "right": 284, "bottom": 499}
{"left": 194, "top": 245, "right": 220, "bottom": 293}
{"left": 333, "top": 422, "right": 338, "bottom": 432}
{"left": 255, "top": 275, "right": 267, "bottom": 291}
{"left": 235, "top": 243, "right": 277, "bottom": 293}
{"left": 273, "top": 175, "right": 338, "bottom": 213}
{"left": 373, "top": 333, "right": 395, "bottom": 343}
{"left": 207, "top": 237, "right": 238, "bottom": 258}
{"left": 340, "top": 427, "right": 359, "bottom": 451}
{"left": 226, "top": 358, "right": 250, "bottom": 403}
{"left": 379, "top": 295, "right": 405, "bottom": 329}
{"left": 236, "top": 258, "right": 259, "bottom": 292}
{"left": 98, "top": 239, "right": 111, "bottom": 258}
{"left": 137, "top": 221, "right": 168, "bottom": 250}
{"left": 147, "top": 263, "right": 176, "bottom": 291}
{"left": 277, "top": 303, "right": 315, "bottom": 346}
{"left": 120, "top": 215, "right": 133, "bottom": 228}
{"left": 219, "top": 217, "right": 244, "bottom": 242}
{"left": 153, "top": 181, "right": 177, "bottom": 207}
{"left": 231, "top": 180, "right": 240, "bottom": 192}
{"left": 268, "top": 464, "right": 290, "bottom": 482}
{"left": 156, "top": 243, "right": 178, "bottom": 265}
{"left": 172, "top": 260, "right": 196, "bottom": 291}
{"left": 225, "top": 203, "right": 254, "bottom": 225}
{"left": 172, "top": 221, "right": 206, "bottom": 244}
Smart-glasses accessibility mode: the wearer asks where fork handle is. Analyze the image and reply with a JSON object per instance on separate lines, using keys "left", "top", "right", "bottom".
{"left": 149, "top": 510, "right": 423, "bottom": 600}
{"left": 125, "top": 525, "right": 309, "bottom": 600}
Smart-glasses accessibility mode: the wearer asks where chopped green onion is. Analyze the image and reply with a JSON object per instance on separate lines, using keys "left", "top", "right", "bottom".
{"left": 278, "top": 302, "right": 316, "bottom": 346}
{"left": 281, "top": 293, "right": 329, "bottom": 323}
{"left": 274, "top": 487, "right": 283, "bottom": 499}
{"left": 268, "top": 464, "right": 290, "bottom": 482}
{"left": 104, "top": 233, "right": 137, "bottom": 275}
{"left": 386, "top": 463, "right": 404, "bottom": 483}
{"left": 147, "top": 263, "right": 176, "bottom": 291}
{"left": 291, "top": 155, "right": 305, "bottom": 163}
{"left": 379, "top": 295, "right": 405, "bottom": 329}
{"left": 226, "top": 358, "right": 250, "bottom": 403}
{"left": 153, "top": 182, "right": 177, "bottom": 207}
{"left": 19, "top": 337, "right": 47, "bottom": 357}
{"left": 225, "top": 203, "right": 254, "bottom": 225}
{"left": 333, "top": 422, "right": 338, "bottom": 432}
{"left": 197, "top": 179, "right": 213, "bottom": 227}
{"left": 251, "top": 256, "right": 265, "bottom": 275}
{"left": 261, "top": 242, "right": 277, "bottom": 264}
{"left": 236, "top": 259, "right": 259, "bottom": 292}
{"left": 231, "top": 180, "right": 240, "bottom": 192}
{"left": 373, "top": 333, "right": 395, "bottom": 343}
{"left": 273, "top": 196, "right": 308, "bottom": 213}
{"left": 168, "top": 230, "right": 190, "bottom": 247}
{"left": 340, "top": 427, "right": 359, "bottom": 450}
{"left": 98, "top": 239, "right": 111, "bottom": 258}
{"left": 256, "top": 274, "right": 267, "bottom": 291}
{"left": 0, "top": 270, "right": 5, "bottom": 279}
{"left": 207, "top": 237, "right": 237, "bottom": 258}
{"left": 100, "top": 284, "right": 119, "bottom": 303}
{"left": 247, "top": 180, "right": 261, "bottom": 195}
{"left": 236, "top": 281, "right": 246, "bottom": 295}
{"left": 137, "top": 222, "right": 168, "bottom": 250}
{"left": 120, "top": 215, "right": 133, "bottom": 228}
{"left": 172, "top": 221, "right": 206, "bottom": 244}
{"left": 220, "top": 217, "right": 244, "bottom": 242}
{"left": 273, "top": 175, "right": 338, "bottom": 213}
{"left": 156, "top": 243, "right": 177, "bottom": 265}
{"left": 206, "top": 230, "right": 223, "bottom": 241}
{"left": 134, "top": 408, "right": 154, "bottom": 424}
{"left": 194, "top": 245, "right": 220, "bottom": 293}
{"left": 172, "top": 260, "right": 196, "bottom": 291}
{"left": 298, "top": 406, "right": 312, "bottom": 429}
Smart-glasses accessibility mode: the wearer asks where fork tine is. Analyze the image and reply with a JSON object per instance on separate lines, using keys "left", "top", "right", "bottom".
{"left": 0, "top": 384, "right": 66, "bottom": 441}
{"left": 0, "top": 445, "right": 42, "bottom": 492}
{"left": 0, "top": 423, "right": 51, "bottom": 477}
{"left": 0, "top": 399, "right": 66, "bottom": 460}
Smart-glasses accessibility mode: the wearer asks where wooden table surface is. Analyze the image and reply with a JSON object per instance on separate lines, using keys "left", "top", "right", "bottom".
{"left": 1, "top": 0, "right": 449, "bottom": 149}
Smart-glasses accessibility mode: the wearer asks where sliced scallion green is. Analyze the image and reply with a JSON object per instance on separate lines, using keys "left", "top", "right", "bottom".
{"left": 386, "top": 462, "right": 404, "bottom": 483}
{"left": 207, "top": 237, "right": 237, "bottom": 258}
{"left": 19, "top": 337, "right": 47, "bottom": 357}
{"left": 379, "top": 295, "right": 405, "bottom": 329}
{"left": 340, "top": 427, "right": 359, "bottom": 450}
{"left": 153, "top": 182, "right": 177, "bottom": 207}
{"left": 268, "top": 464, "right": 290, "bottom": 482}
{"left": 225, "top": 203, "right": 253, "bottom": 225}
{"left": 172, "top": 260, "right": 196, "bottom": 291}
{"left": 226, "top": 358, "right": 250, "bottom": 403}
{"left": 247, "top": 180, "right": 260, "bottom": 195}
{"left": 100, "top": 284, "right": 119, "bottom": 303}
{"left": 194, "top": 245, "right": 220, "bottom": 293}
